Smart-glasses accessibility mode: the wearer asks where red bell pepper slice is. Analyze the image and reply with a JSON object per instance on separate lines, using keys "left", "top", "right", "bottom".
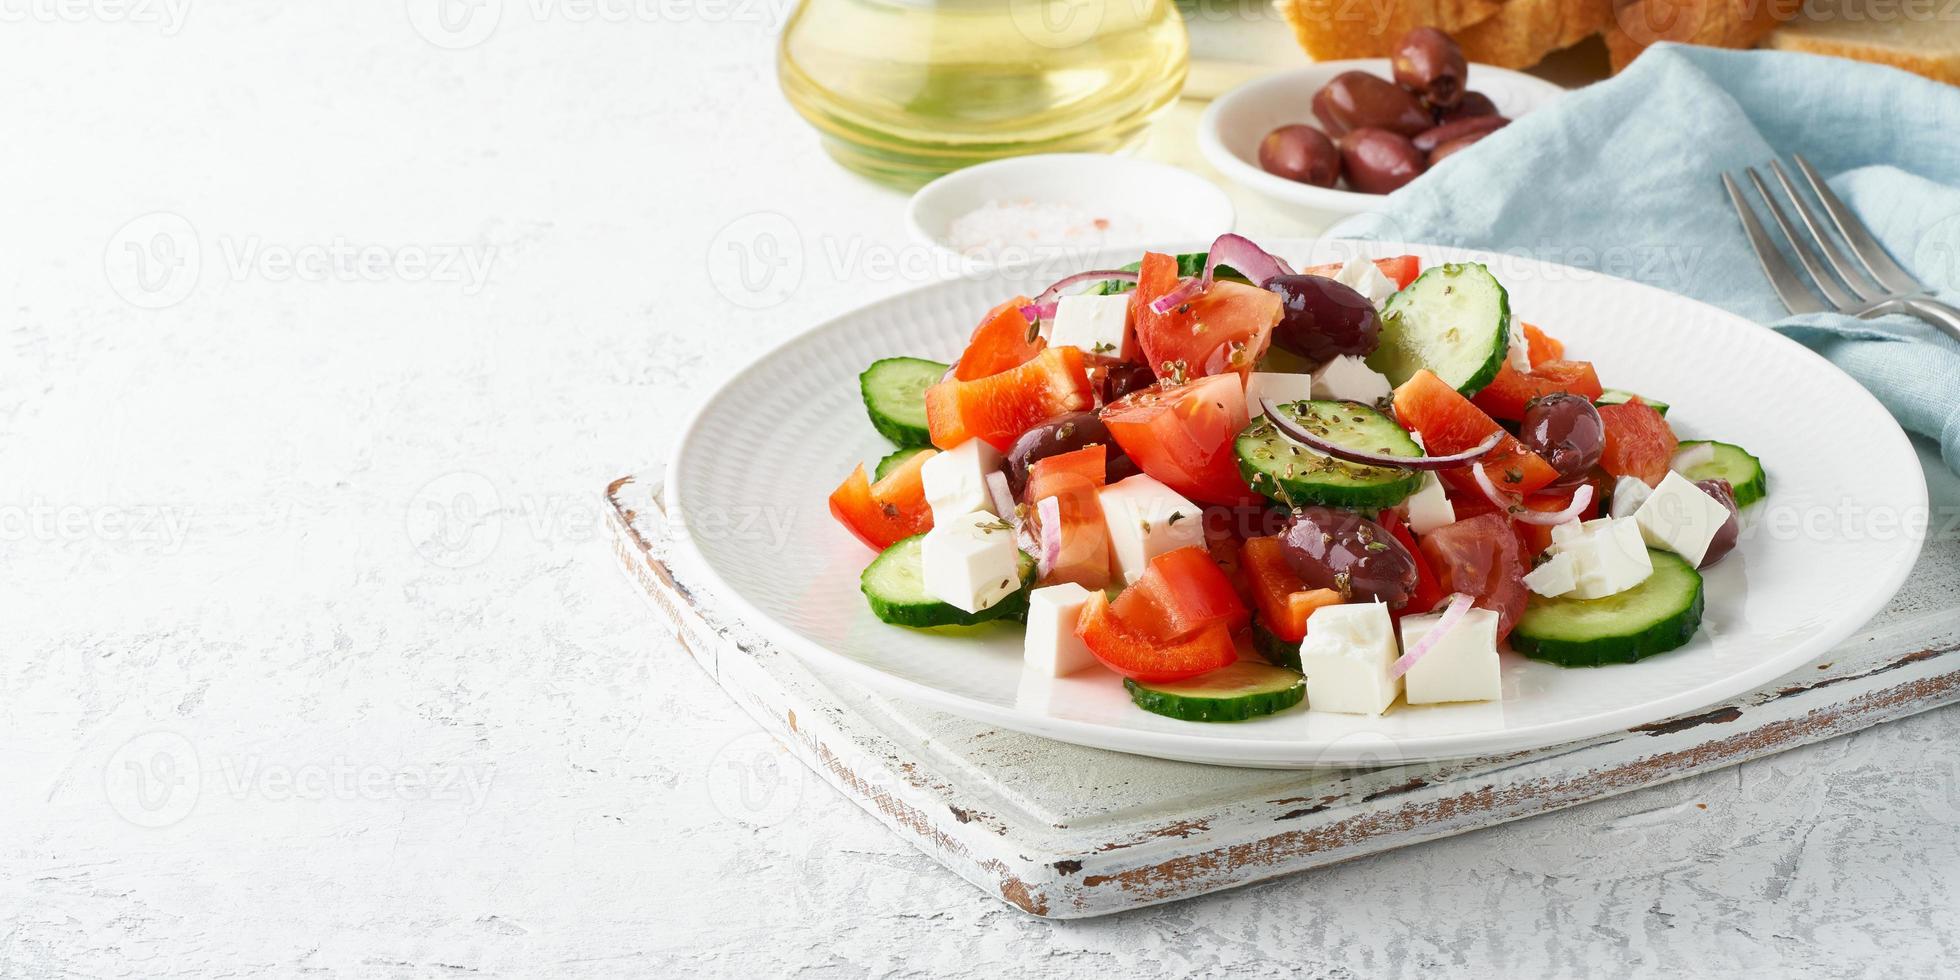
{"left": 952, "top": 296, "right": 1043, "bottom": 382}
{"left": 826, "top": 449, "right": 935, "bottom": 551}
{"left": 1074, "top": 591, "right": 1238, "bottom": 683}
{"left": 925, "top": 346, "right": 1095, "bottom": 452}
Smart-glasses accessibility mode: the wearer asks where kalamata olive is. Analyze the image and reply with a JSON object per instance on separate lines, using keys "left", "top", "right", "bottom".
{"left": 1004, "top": 411, "right": 1132, "bottom": 495}
{"left": 1437, "top": 90, "right": 1497, "bottom": 122}
{"left": 1278, "top": 507, "right": 1419, "bottom": 609}
{"left": 1392, "top": 27, "right": 1467, "bottom": 110}
{"left": 1427, "top": 132, "right": 1490, "bottom": 166}
{"left": 1338, "top": 128, "right": 1426, "bottom": 195}
{"left": 1312, "top": 71, "right": 1432, "bottom": 138}
{"left": 1097, "top": 362, "right": 1156, "bottom": 405}
{"left": 1263, "top": 273, "right": 1382, "bottom": 361}
{"left": 1258, "top": 124, "right": 1341, "bottom": 187}
{"left": 1412, "top": 114, "right": 1509, "bottom": 153}
{"left": 1518, "top": 392, "right": 1605, "bottom": 485}
{"left": 1693, "top": 478, "right": 1742, "bottom": 568}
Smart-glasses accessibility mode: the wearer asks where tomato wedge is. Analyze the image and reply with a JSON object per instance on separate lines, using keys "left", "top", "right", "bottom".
{"left": 953, "top": 296, "right": 1043, "bottom": 382}
{"left": 1392, "top": 369, "right": 1559, "bottom": 497}
{"left": 1026, "top": 445, "right": 1111, "bottom": 590}
{"left": 1598, "top": 398, "right": 1679, "bottom": 487}
{"left": 1241, "top": 536, "right": 1344, "bottom": 642}
{"left": 1300, "top": 255, "right": 1422, "bottom": 290}
{"left": 1377, "top": 510, "right": 1446, "bottom": 618}
{"left": 1471, "top": 359, "right": 1604, "bottom": 422}
{"left": 1101, "top": 373, "right": 1256, "bottom": 505}
{"left": 826, "top": 449, "right": 934, "bottom": 551}
{"left": 1111, "top": 545, "right": 1249, "bottom": 638}
{"left": 925, "top": 346, "right": 1095, "bottom": 451}
{"left": 1131, "top": 251, "right": 1281, "bottom": 380}
{"left": 1074, "top": 591, "right": 1238, "bottom": 683}
{"left": 1519, "top": 322, "right": 1564, "bottom": 367}
{"left": 1417, "top": 512, "right": 1529, "bottom": 640}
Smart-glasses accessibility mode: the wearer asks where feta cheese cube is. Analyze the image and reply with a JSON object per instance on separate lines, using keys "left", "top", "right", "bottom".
{"left": 921, "top": 439, "right": 1004, "bottom": 523}
{"left": 1097, "top": 474, "right": 1205, "bottom": 585}
{"left": 1334, "top": 257, "right": 1399, "bottom": 308}
{"left": 921, "top": 511, "right": 1022, "bottom": 614}
{"left": 1553, "top": 517, "right": 1653, "bottom": 599}
{"left": 1047, "top": 293, "right": 1133, "bottom": 360}
{"left": 1401, "top": 470, "right": 1455, "bottom": 535}
{"left": 1400, "top": 607, "right": 1502, "bottom": 705}
{"left": 1608, "top": 475, "right": 1653, "bottom": 521}
{"left": 1245, "top": 371, "right": 1315, "bottom": 416}
{"left": 1505, "top": 317, "right": 1531, "bottom": 374}
{"left": 1633, "top": 471, "right": 1733, "bottom": 567}
{"left": 1310, "top": 355, "right": 1393, "bottom": 406}
{"left": 1523, "top": 550, "right": 1578, "bottom": 597}
{"left": 1297, "top": 602, "right": 1401, "bottom": 715}
{"left": 1023, "top": 583, "right": 1097, "bottom": 677}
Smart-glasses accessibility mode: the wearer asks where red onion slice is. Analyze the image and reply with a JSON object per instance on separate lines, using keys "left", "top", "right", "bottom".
{"left": 1264, "top": 400, "right": 1503, "bottom": 470}
{"left": 984, "top": 470, "right": 1018, "bottom": 522}
{"left": 1469, "top": 464, "right": 1596, "bottom": 525}
{"left": 1392, "top": 593, "right": 1475, "bottom": 678}
{"left": 1035, "top": 495, "right": 1064, "bottom": 576}
{"left": 1145, "top": 233, "right": 1296, "bottom": 315}
{"left": 1019, "top": 269, "right": 1140, "bottom": 324}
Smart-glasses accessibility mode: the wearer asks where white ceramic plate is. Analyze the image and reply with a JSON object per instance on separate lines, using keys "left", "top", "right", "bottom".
{"left": 667, "top": 240, "right": 1926, "bottom": 768}
{"left": 906, "top": 154, "right": 1235, "bottom": 270}
{"left": 1198, "top": 61, "right": 1567, "bottom": 216}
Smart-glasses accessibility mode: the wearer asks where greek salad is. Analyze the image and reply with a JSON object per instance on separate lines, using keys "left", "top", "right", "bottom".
{"left": 827, "top": 234, "right": 1767, "bottom": 723}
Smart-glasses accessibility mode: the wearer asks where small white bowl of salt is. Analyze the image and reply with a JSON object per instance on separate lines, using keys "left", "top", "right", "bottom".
{"left": 906, "top": 154, "right": 1235, "bottom": 275}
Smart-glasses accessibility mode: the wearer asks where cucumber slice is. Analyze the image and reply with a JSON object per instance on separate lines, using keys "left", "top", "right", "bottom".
{"left": 1512, "top": 550, "right": 1704, "bottom": 667}
{"left": 1124, "top": 662, "right": 1306, "bottom": 722}
{"left": 1367, "top": 262, "right": 1511, "bottom": 396}
{"left": 1673, "top": 440, "right": 1766, "bottom": 507}
{"left": 1236, "top": 399, "right": 1425, "bottom": 510}
{"left": 1596, "top": 389, "right": 1670, "bottom": 417}
{"left": 873, "top": 447, "right": 926, "bottom": 482}
{"left": 860, "top": 357, "right": 947, "bottom": 447}
{"left": 860, "top": 534, "right": 1034, "bottom": 629}
{"left": 1093, "top": 253, "right": 1250, "bottom": 295}
{"left": 1251, "top": 622, "right": 1302, "bottom": 671}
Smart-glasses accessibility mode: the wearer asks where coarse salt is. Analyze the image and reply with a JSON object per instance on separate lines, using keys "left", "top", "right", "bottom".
{"left": 945, "top": 198, "right": 1142, "bottom": 256}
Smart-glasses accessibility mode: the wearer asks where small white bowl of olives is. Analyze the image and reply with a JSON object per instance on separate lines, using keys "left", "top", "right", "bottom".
{"left": 1198, "top": 30, "right": 1567, "bottom": 216}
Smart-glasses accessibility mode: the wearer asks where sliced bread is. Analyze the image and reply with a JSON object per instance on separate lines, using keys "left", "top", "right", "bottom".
{"left": 1766, "top": 8, "right": 1960, "bottom": 84}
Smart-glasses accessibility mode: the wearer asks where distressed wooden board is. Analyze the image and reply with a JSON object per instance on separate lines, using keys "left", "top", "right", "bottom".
{"left": 605, "top": 449, "right": 1960, "bottom": 919}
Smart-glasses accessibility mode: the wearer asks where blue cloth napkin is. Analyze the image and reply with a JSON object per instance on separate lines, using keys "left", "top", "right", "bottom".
{"left": 1336, "top": 43, "right": 1960, "bottom": 475}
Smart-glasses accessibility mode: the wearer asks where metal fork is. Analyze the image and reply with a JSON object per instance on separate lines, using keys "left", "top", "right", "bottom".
{"left": 1723, "top": 154, "right": 1960, "bottom": 342}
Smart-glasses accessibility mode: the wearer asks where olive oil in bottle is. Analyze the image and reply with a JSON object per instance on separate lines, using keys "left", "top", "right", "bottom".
{"left": 778, "top": 0, "right": 1189, "bottom": 186}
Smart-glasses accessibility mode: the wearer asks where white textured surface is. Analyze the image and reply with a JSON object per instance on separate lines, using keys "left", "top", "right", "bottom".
{"left": 4, "top": 5, "right": 1958, "bottom": 976}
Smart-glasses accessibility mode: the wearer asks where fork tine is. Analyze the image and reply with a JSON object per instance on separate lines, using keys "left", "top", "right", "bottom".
{"left": 1724, "top": 172, "right": 1828, "bottom": 316}
{"left": 1791, "top": 154, "right": 1923, "bottom": 295}
{"left": 1768, "top": 161, "right": 1881, "bottom": 304}
{"left": 1744, "top": 167, "right": 1860, "bottom": 311}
